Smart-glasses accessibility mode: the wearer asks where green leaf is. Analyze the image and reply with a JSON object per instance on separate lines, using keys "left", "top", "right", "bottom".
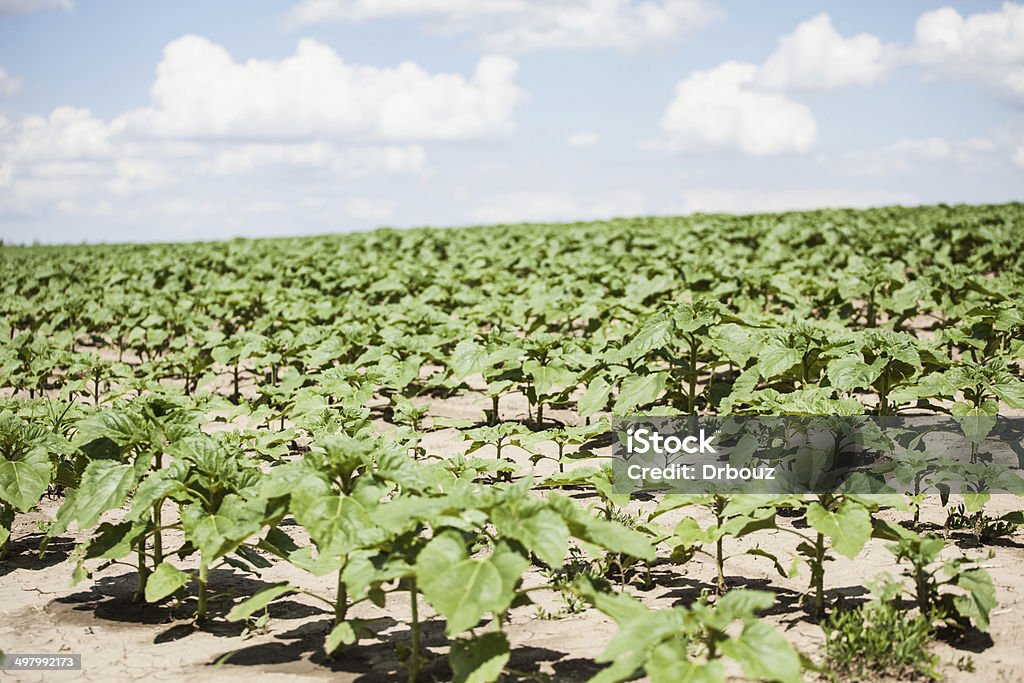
{"left": 416, "top": 532, "right": 523, "bottom": 635}
{"left": 0, "top": 504, "right": 13, "bottom": 547}
{"left": 65, "top": 461, "right": 136, "bottom": 529}
{"left": 84, "top": 521, "right": 146, "bottom": 560}
{"left": 292, "top": 493, "right": 382, "bottom": 556}
{"left": 421, "top": 558, "right": 503, "bottom": 634}
{"left": 647, "top": 640, "right": 724, "bottom": 683}
{"left": 0, "top": 445, "right": 50, "bottom": 512}
{"left": 181, "top": 494, "right": 265, "bottom": 560}
{"left": 325, "top": 621, "right": 357, "bottom": 653}
{"left": 992, "top": 379, "right": 1024, "bottom": 409}
{"left": 579, "top": 515, "right": 657, "bottom": 562}
{"left": 614, "top": 372, "right": 667, "bottom": 413}
{"left": 805, "top": 500, "right": 871, "bottom": 559}
{"left": 757, "top": 345, "right": 802, "bottom": 379}
{"left": 578, "top": 377, "right": 612, "bottom": 418}
{"left": 826, "top": 355, "right": 880, "bottom": 392}
{"left": 719, "top": 620, "right": 801, "bottom": 683}
{"left": 621, "top": 317, "right": 673, "bottom": 359}
{"left": 145, "top": 562, "right": 190, "bottom": 603}
{"left": 227, "top": 584, "right": 296, "bottom": 622}
{"left": 450, "top": 632, "right": 510, "bottom": 683}
{"left": 450, "top": 340, "right": 489, "bottom": 379}
{"left": 954, "top": 568, "right": 996, "bottom": 631}
{"left": 492, "top": 504, "right": 569, "bottom": 569}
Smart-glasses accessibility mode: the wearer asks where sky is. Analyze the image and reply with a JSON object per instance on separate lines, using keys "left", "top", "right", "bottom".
{"left": 0, "top": 1, "right": 1022, "bottom": 244}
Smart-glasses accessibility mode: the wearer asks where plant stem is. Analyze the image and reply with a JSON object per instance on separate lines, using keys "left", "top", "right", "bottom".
{"left": 134, "top": 540, "right": 150, "bottom": 602}
{"left": 408, "top": 579, "right": 421, "bottom": 683}
{"left": 688, "top": 335, "right": 698, "bottom": 415}
{"left": 716, "top": 536, "right": 726, "bottom": 594}
{"left": 197, "top": 556, "right": 209, "bottom": 622}
{"left": 812, "top": 531, "right": 825, "bottom": 618}
{"left": 334, "top": 565, "right": 348, "bottom": 626}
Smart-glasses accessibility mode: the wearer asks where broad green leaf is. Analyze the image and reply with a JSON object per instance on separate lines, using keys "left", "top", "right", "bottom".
{"left": 614, "top": 372, "right": 667, "bottom": 413}
{"left": 419, "top": 557, "right": 503, "bottom": 634}
{"left": 578, "top": 377, "right": 612, "bottom": 417}
{"left": 647, "top": 640, "right": 724, "bottom": 683}
{"left": 719, "top": 620, "right": 801, "bottom": 683}
{"left": 805, "top": 500, "right": 871, "bottom": 559}
{"left": 493, "top": 505, "right": 568, "bottom": 569}
{"left": 0, "top": 445, "right": 50, "bottom": 512}
{"left": 416, "top": 532, "right": 522, "bottom": 635}
{"left": 621, "top": 317, "right": 672, "bottom": 359}
{"left": 325, "top": 621, "right": 357, "bottom": 653}
{"left": 756, "top": 345, "right": 801, "bottom": 379}
{"left": 954, "top": 568, "right": 996, "bottom": 631}
{"left": 450, "top": 340, "right": 488, "bottom": 379}
{"left": 292, "top": 494, "right": 382, "bottom": 556}
{"left": 826, "top": 355, "right": 880, "bottom": 392}
{"left": 66, "top": 461, "right": 136, "bottom": 529}
{"left": 181, "top": 494, "right": 265, "bottom": 560}
{"left": 450, "top": 632, "right": 510, "bottom": 683}
{"left": 145, "top": 562, "right": 190, "bottom": 603}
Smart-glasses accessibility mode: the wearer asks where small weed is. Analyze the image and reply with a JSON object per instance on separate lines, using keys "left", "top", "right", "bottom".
{"left": 823, "top": 600, "right": 940, "bottom": 681}
{"left": 945, "top": 503, "right": 1019, "bottom": 544}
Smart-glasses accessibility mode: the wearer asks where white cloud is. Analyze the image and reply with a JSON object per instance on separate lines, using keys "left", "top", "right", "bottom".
{"left": 116, "top": 35, "right": 524, "bottom": 141}
{"left": 470, "top": 189, "right": 646, "bottom": 223}
{"left": 567, "top": 131, "right": 600, "bottom": 147}
{"left": 758, "top": 13, "right": 888, "bottom": 89}
{"left": 0, "top": 67, "right": 22, "bottom": 95}
{"left": 106, "top": 159, "right": 174, "bottom": 195}
{"left": 910, "top": 3, "right": 1024, "bottom": 99}
{"left": 287, "top": 0, "right": 520, "bottom": 24}
{"left": 6, "top": 107, "right": 117, "bottom": 161}
{"left": 680, "top": 188, "right": 918, "bottom": 214}
{"left": 0, "top": 0, "right": 71, "bottom": 15}
{"left": 838, "top": 136, "right": 1003, "bottom": 176}
{"left": 657, "top": 61, "right": 817, "bottom": 156}
{"left": 346, "top": 197, "right": 395, "bottom": 220}
{"left": 286, "top": 0, "right": 720, "bottom": 52}
{"left": 197, "top": 143, "right": 426, "bottom": 178}
{"left": 1014, "top": 137, "right": 1024, "bottom": 167}
{"left": 0, "top": 35, "right": 526, "bottom": 221}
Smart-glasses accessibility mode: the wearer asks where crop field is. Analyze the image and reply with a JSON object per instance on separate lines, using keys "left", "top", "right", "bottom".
{"left": 2, "top": 202, "right": 1024, "bottom": 682}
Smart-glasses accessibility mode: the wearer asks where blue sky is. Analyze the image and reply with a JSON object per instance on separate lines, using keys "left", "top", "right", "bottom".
{"left": 0, "top": 0, "right": 1022, "bottom": 244}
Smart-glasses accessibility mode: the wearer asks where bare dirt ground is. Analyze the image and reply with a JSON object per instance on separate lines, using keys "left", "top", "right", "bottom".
{"left": 3, "top": 389, "right": 1024, "bottom": 683}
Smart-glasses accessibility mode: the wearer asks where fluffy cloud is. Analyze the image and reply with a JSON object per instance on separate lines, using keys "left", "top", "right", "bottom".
{"left": 286, "top": 0, "right": 720, "bottom": 52}
{"left": 657, "top": 61, "right": 817, "bottom": 155}
{"left": 196, "top": 143, "right": 426, "bottom": 178}
{"left": 910, "top": 3, "right": 1024, "bottom": 98}
{"left": 0, "top": 0, "right": 71, "bottom": 15}
{"left": 286, "top": 0, "right": 520, "bottom": 24}
{"left": 567, "top": 131, "right": 600, "bottom": 147}
{"left": 652, "top": 13, "right": 898, "bottom": 156}
{"left": 116, "top": 35, "right": 524, "bottom": 141}
{"left": 0, "top": 67, "right": 22, "bottom": 95}
{"left": 838, "top": 136, "right": 1003, "bottom": 175}
{"left": 1014, "top": 137, "right": 1024, "bottom": 167}
{"left": 758, "top": 13, "right": 888, "bottom": 89}
{"left": 0, "top": 35, "right": 524, "bottom": 223}
{"left": 680, "top": 188, "right": 918, "bottom": 214}
{"left": 470, "top": 189, "right": 646, "bottom": 223}
{"left": 6, "top": 107, "right": 117, "bottom": 161}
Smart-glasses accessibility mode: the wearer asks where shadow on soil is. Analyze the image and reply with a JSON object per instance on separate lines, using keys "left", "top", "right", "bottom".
{"left": 0, "top": 534, "right": 75, "bottom": 577}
